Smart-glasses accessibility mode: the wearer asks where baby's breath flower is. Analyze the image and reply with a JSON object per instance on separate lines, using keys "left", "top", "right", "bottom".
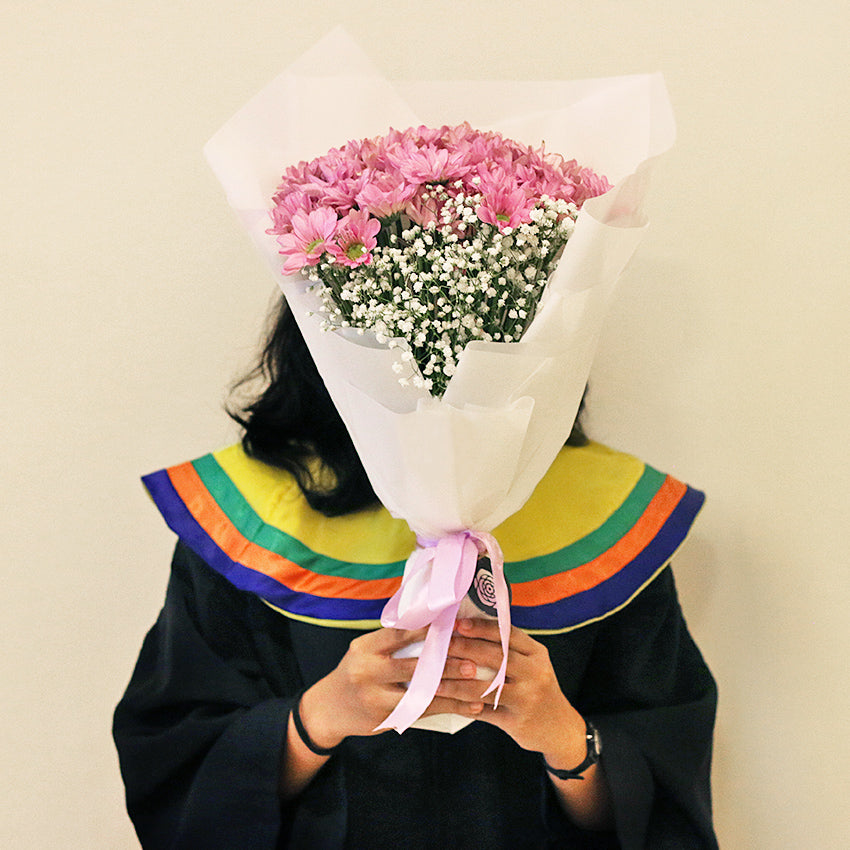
{"left": 274, "top": 125, "right": 608, "bottom": 395}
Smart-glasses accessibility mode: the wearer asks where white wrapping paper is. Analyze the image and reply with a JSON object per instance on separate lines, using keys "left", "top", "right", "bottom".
{"left": 204, "top": 28, "right": 676, "bottom": 731}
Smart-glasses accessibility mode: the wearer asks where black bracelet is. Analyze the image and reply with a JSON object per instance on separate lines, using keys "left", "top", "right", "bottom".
{"left": 291, "top": 690, "right": 337, "bottom": 757}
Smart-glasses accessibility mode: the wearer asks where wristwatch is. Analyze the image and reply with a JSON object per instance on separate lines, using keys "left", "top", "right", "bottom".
{"left": 543, "top": 720, "right": 602, "bottom": 780}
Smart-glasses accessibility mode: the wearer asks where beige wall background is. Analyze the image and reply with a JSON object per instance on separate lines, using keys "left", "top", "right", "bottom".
{"left": 3, "top": 2, "right": 848, "bottom": 847}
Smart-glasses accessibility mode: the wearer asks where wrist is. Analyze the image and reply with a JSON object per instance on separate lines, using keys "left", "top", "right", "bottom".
{"left": 297, "top": 681, "right": 347, "bottom": 752}
{"left": 543, "top": 719, "right": 602, "bottom": 781}
{"left": 540, "top": 708, "right": 587, "bottom": 769}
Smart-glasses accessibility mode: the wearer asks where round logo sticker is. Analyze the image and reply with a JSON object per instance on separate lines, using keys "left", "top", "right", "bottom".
{"left": 468, "top": 557, "right": 511, "bottom": 617}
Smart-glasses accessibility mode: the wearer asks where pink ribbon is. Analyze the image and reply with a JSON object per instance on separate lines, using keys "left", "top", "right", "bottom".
{"left": 376, "top": 530, "right": 511, "bottom": 733}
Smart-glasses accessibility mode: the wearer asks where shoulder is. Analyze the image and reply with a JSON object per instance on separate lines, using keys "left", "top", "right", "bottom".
{"left": 496, "top": 441, "right": 666, "bottom": 559}
{"left": 142, "top": 441, "right": 705, "bottom": 633}
{"left": 501, "top": 442, "right": 706, "bottom": 633}
{"left": 142, "top": 443, "right": 417, "bottom": 563}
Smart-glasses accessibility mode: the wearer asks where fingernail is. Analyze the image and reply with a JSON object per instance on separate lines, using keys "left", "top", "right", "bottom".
{"left": 461, "top": 661, "right": 477, "bottom": 678}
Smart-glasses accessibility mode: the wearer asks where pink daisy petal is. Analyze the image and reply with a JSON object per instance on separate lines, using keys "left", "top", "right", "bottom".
{"left": 328, "top": 210, "right": 381, "bottom": 267}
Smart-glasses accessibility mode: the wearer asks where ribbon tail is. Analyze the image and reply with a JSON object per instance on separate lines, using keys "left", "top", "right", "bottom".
{"left": 476, "top": 533, "right": 511, "bottom": 708}
{"left": 375, "top": 603, "right": 459, "bottom": 733}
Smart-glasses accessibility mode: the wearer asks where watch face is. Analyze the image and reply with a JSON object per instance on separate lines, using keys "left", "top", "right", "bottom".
{"left": 590, "top": 724, "right": 602, "bottom": 758}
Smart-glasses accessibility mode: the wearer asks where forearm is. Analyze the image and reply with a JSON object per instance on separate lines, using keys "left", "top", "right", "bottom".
{"left": 546, "top": 759, "right": 615, "bottom": 831}
{"left": 279, "top": 713, "right": 331, "bottom": 799}
{"left": 278, "top": 679, "right": 341, "bottom": 800}
{"left": 538, "top": 711, "right": 614, "bottom": 830}
{"left": 279, "top": 628, "right": 432, "bottom": 800}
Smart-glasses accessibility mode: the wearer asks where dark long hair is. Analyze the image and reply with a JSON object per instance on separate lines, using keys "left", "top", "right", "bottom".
{"left": 229, "top": 296, "right": 588, "bottom": 517}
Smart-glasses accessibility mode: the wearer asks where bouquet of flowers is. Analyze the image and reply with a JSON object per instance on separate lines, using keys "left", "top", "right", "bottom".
{"left": 268, "top": 124, "right": 611, "bottom": 397}
{"left": 204, "top": 28, "right": 675, "bottom": 732}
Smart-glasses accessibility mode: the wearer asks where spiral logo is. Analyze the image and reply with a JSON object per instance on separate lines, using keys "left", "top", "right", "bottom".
{"left": 473, "top": 567, "right": 497, "bottom": 609}
{"left": 466, "top": 557, "right": 500, "bottom": 616}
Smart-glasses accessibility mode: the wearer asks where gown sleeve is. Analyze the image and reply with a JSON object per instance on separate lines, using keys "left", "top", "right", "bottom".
{"left": 560, "top": 566, "right": 719, "bottom": 849}
{"left": 114, "top": 543, "right": 718, "bottom": 849}
{"left": 112, "top": 541, "right": 302, "bottom": 849}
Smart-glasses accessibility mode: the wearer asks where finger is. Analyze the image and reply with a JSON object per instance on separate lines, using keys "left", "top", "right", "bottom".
{"left": 364, "top": 626, "right": 430, "bottom": 654}
{"left": 468, "top": 704, "right": 510, "bottom": 732}
{"left": 395, "top": 626, "right": 431, "bottom": 645}
{"left": 446, "top": 634, "right": 545, "bottom": 692}
{"left": 447, "top": 633, "right": 513, "bottom": 672}
{"left": 382, "top": 654, "right": 421, "bottom": 684}
{"left": 423, "top": 694, "right": 487, "bottom": 719}
{"left": 456, "top": 619, "right": 538, "bottom": 655}
{"left": 454, "top": 618, "right": 501, "bottom": 641}
{"left": 440, "top": 657, "right": 479, "bottom": 681}
{"left": 435, "top": 677, "right": 501, "bottom": 703}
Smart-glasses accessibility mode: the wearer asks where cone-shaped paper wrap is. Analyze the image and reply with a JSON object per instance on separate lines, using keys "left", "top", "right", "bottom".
{"left": 204, "top": 28, "right": 676, "bottom": 733}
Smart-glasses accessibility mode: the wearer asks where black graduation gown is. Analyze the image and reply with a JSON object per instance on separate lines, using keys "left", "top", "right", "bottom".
{"left": 113, "top": 541, "right": 718, "bottom": 849}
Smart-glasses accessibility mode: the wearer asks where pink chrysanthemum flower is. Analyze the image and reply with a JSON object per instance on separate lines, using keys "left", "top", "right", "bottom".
{"left": 571, "top": 167, "right": 612, "bottom": 205}
{"left": 390, "top": 142, "right": 471, "bottom": 185}
{"left": 477, "top": 185, "right": 536, "bottom": 231}
{"left": 328, "top": 209, "right": 381, "bottom": 267}
{"left": 313, "top": 174, "right": 368, "bottom": 215}
{"left": 276, "top": 207, "right": 338, "bottom": 274}
{"left": 268, "top": 123, "right": 613, "bottom": 394}
{"left": 267, "top": 191, "right": 314, "bottom": 234}
{"left": 343, "top": 136, "right": 383, "bottom": 169}
{"left": 356, "top": 173, "right": 417, "bottom": 218}
{"left": 405, "top": 192, "right": 442, "bottom": 229}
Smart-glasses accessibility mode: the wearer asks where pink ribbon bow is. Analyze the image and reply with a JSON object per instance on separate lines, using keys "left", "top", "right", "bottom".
{"left": 377, "top": 530, "right": 511, "bottom": 733}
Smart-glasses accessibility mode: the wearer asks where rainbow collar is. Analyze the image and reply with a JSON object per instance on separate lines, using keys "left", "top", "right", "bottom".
{"left": 142, "top": 441, "right": 704, "bottom": 633}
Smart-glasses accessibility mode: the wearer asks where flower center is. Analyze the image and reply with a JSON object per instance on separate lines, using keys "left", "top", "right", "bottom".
{"left": 306, "top": 238, "right": 324, "bottom": 253}
{"left": 496, "top": 212, "right": 510, "bottom": 222}
{"left": 345, "top": 242, "right": 366, "bottom": 261}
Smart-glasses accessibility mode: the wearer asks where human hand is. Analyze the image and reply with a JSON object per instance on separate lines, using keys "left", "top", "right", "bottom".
{"left": 298, "top": 625, "right": 490, "bottom": 749}
{"left": 436, "top": 618, "right": 587, "bottom": 767}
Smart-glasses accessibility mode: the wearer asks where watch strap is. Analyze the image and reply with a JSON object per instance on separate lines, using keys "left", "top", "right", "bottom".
{"left": 543, "top": 720, "right": 601, "bottom": 780}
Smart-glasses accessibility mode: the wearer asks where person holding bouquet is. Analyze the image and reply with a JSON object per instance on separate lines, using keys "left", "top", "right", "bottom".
{"left": 114, "top": 37, "right": 718, "bottom": 849}
{"left": 114, "top": 299, "right": 718, "bottom": 849}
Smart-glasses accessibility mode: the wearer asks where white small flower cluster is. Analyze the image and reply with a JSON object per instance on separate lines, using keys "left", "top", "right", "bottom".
{"left": 307, "top": 185, "right": 579, "bottom": 397}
